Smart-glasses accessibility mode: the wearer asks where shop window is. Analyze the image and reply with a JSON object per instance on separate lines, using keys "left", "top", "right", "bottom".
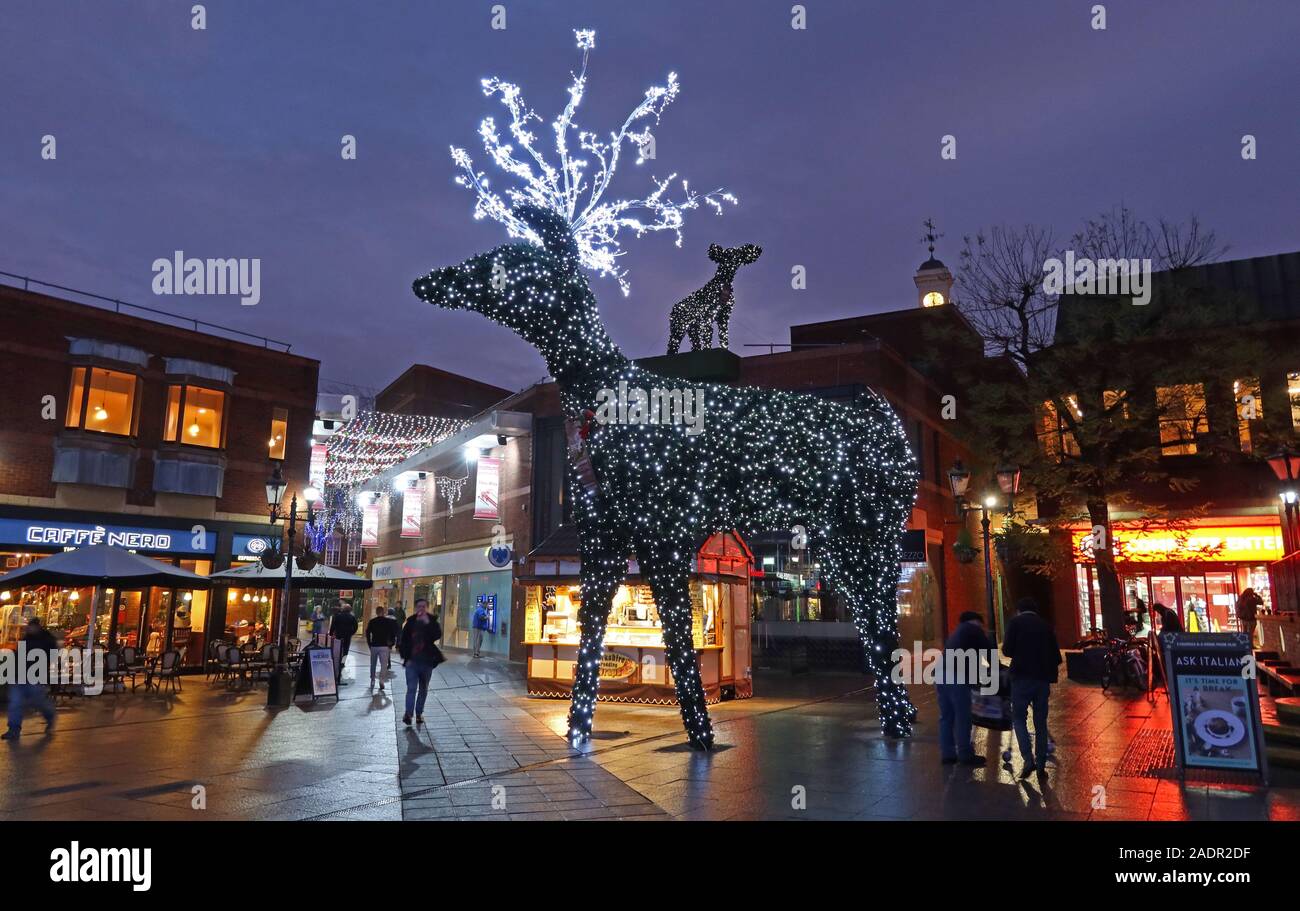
{"left": 1038, "top": 398, "right": 1080, "bottom": 461}
{"left": 1103, "top": 389, "right": 1129, "bottom": 420}
{"left": 163, "top": 385, "right": 226, "bottom": 448}
{"left": 64, "top": 366, "right": 139, "bottom": 436}
{"left": 1288, "top": 371, "right": 1300, "bottom": 432}
{"left": 268, "top": 406, "right": 288, "bottom": 460}
{"left": 1234, "top": 377, "right": 1262, "bottom": 453}
{"left": 1156, "top": 383, "right": 1207, "bottom": 455}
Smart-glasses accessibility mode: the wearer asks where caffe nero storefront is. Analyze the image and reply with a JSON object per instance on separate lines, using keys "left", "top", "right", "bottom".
{"left": 0, "top": 506, "right": 282, "bottom": 671}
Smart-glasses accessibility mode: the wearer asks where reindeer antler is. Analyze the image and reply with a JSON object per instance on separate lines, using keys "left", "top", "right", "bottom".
{"left": 450, "top": 28, "right": 737, "bottom": 295}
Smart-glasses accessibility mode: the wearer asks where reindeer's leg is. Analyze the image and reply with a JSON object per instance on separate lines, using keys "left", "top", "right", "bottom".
{"left": 688, "top": 320, "right": 706, "bottom": 352}
{"left": 667, "top": 311, "right": 685, "bottom": 355}
{"left": 566, "top": 523, "right": 626, "bottom": 744}
{"left": 823, "top": 531, "right": 916, "bottom": 738}
{"left": 640, "top": 549, "right": 715, "bottom": 749}
{"left": 717, "top": 299, "right": 733, "bottom": 349}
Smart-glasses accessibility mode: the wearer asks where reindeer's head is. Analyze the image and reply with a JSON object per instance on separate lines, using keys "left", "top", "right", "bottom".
{"left": 412, "top": 205, "right": 621, "bottom": 379}
{"left": 707, "top": 243, "right": 763, "bottom": 275}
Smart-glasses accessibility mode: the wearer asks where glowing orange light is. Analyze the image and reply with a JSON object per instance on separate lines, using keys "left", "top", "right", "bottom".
{"left": 1074, "top": 524, "right": 1283, "bottom": 563}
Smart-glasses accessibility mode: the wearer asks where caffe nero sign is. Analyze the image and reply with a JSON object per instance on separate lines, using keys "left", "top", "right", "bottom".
{"left": 0, "top": 518, "right": 215, "bottom": 555}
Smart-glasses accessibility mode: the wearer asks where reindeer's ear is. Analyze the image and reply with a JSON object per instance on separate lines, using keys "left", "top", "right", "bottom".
{"left": 514, "top": 204, "right": 579, "bottom": 264}
{"left": 708, "top": 244, "right": 723, "bottom": 262}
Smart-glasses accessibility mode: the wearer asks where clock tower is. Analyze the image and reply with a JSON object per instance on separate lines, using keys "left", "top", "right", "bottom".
{"left": 914, "top": 218, "right": 953, "bottom": 308}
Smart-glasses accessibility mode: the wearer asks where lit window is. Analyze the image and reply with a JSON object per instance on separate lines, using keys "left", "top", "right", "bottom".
{"left": 1234, "top": 377, "right": 1262, "bottom": 453}
{"left": 269, "top": 407, "right": 288, "bottom": 460}
{"left": 324, "top": 536, "right": 341, "bottom": 567}
{"left": 1038, "top": 399, "right": 1080, "bottom": 461}
{"left": 1103, "top": 389, "right": 1129, "bottom": 420}
{"left": 163, "top": 385, "right": 226, "bottom": 448}
{"left": 345, "top": 539, "right": 362, "bottom": 567}
{"left": 65, "top": 367, "right": 138, "bottom": 436}
{"left": 1288, "top": 372, "right": 1300, "bottom": 432}
{"left": 1156, "top": 383, "right": 1208, "bottom": 455}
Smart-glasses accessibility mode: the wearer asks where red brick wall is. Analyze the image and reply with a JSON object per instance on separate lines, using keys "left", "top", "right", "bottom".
{"left": 0, "top": 285, "right": 319, "bottom": 516}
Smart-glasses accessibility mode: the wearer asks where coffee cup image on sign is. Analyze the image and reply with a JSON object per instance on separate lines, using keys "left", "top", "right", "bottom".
{"left": 1180, "top": 679, "right": 1254, "bottom": 763}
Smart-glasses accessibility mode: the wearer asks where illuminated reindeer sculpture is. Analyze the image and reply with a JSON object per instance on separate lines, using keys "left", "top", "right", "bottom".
{"left": 412, "top": 30, "right": 919, "bottom": 749}
{"left": 666, "top": 242, "right": 762, "bottom": 354}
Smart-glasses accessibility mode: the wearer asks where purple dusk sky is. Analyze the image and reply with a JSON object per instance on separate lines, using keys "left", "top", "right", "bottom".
{"left": 3, "top": 1, "right": 1297, "bottom": 396}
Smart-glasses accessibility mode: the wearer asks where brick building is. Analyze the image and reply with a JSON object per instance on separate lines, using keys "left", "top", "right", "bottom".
{"left": 0, "top": 278, "right": 320, "bottom": 667}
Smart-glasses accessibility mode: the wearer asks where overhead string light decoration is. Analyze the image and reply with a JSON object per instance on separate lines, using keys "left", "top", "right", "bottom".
{"left": 325, "top": 411, "right": 468, "bottom": 490}
{"left": 413, "top": 28, "right": 919, "bottom": 748}
{"left": 450, "top": 28, "right": 737, "bottom": 295}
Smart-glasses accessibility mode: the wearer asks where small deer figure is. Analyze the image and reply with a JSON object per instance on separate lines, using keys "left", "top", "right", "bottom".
{"left": 667, "top": 243, "right": 762, "bottom": 354}
{"left": 414, "top": 205, "right": 918, "bottom": 749}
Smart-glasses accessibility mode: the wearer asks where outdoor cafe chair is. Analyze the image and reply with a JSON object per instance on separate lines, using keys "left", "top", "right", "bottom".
{"left": 104, "top": 651, "right": 138, "bottom": 693}
{"left": 247, "top": 644, "right": 278, "bottom": 682}
{"left": 221, "top": 645, "right": 249, "bottom": 689}
{"left": 147, "top": 649, "right": 183, "bottom": 694}
{"left": 120, "top": 645, "right": 145, "bottom": 676}
{"left": 204, "top": 639, "right": 228, "bottom": 680}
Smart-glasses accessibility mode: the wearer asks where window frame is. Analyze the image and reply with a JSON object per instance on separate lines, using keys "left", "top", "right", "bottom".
{"left": 268, "top": 406, "right": 289, "bottom": 461}
{"left": 162, "top": 382, "right": 229, "bottom": 450}
{"left": 1156, "top": 382, "right": 1209, "bottom": 456}
{"left": 64, "top": 365, "right": 142, "bottom": 438}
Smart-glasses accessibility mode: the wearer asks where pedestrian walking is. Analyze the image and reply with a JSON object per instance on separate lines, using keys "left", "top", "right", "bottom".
{"left": 1235, "top": 587, "right": 1263, "bottom": 645}
{"left": 329, "top": 601, "right": 359, "bottom": 679}
{"left": 936, "top": 610, "right": 995, "bottom": 767}
{"left": 310, "top": 606, "right": 328, "bottom": 645}
{"left": 366, "top": 606, "right": 400, "bottom": 690}
{"left": 398, "top": 598, "right": 444, "bottom": 726}
{"left": 471, "top": 599, "right": 491, "bottom": 658}
{"left": 3, "top": 618, "right": 58, "bottom": 740}
{"left": 1001, "top": 597, "right": 1062, "bottom": 780}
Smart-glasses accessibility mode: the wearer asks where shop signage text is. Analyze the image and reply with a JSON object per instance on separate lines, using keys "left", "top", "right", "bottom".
{"left": 0, "top": 518, "right": 215, "bottom": 555}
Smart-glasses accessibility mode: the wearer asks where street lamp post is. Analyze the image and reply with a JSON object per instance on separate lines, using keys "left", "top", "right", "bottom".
{"left": 948, "top": 459, "right": 1021, "bottom": 643}
{"left": 264, "top": 462, "right": 318, "bottom": 708}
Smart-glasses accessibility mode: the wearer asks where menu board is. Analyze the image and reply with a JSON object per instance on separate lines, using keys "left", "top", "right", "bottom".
{"left": 1162, "top": 632, "right": 1267, "bottom": 779}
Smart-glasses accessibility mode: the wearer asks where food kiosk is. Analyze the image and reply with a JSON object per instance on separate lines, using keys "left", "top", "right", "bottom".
{"left": 521, "top": 528, "right": 754, "bottom": 705}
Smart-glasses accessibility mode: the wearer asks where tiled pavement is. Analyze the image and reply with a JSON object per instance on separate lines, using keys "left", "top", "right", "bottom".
{"left": 2, "top": 642, "right": 1298, "bottom": 821}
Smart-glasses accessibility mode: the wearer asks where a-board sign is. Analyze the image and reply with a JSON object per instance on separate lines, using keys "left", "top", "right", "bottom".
{"left": 1161, "top": 632, "right": 1268, "bottom": 781}
{"left": 295, "top": 644, "right": 339, "bottom": 701}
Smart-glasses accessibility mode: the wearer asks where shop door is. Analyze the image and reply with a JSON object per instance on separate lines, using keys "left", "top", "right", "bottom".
{"left": 1178, "top": 575, "right": 1210, "bottom": 632}
{"left": 1120, "top": 575, "right": 1153, "bottom": 635}
{"left": 112, "top": 590, "right": 146, "bottom": 649}
{"left": 730, "top": 582, "right": 751, "bottom": 689}
{"left": 1204, "top": 571, "right": 1237, "bottom": 633}
{"left": 1150, "top": 576, "right": 1177, "bottom": 619}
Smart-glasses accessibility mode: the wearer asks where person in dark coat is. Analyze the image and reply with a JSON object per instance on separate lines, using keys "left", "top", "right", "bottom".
{"left": 365, "top": 606, "right": 401, "bottom": 690}
{"left": 398, "top": 598, "right": 443, "bottom": 726}
{"left": 1001, "top": 597, "right": 1062, "bottom": 779}
{"left": 936, "top": 611, "right": 996, "bottom": 766}
{"left": 329, "top": 602, "right": 359, "bottom": 679}
{"left": 1235, "top": 588, "right": 1263, "bottom": 644}
{"left": 1153, "top": 602, "right": 1182, "bottom": 634}
{"left": 3, "top": 618, "right": 58, "bottom": 740}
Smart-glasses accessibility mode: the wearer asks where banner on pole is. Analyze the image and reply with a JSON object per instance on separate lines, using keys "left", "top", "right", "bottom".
{"left": 361, "top": 503, "right": 380, "bottom": 547}
{"left": 401, "top": 477, "right": 424, "bottom": 538}
{"left": 473, "top": 457, "right": 501, "bottom": 520}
